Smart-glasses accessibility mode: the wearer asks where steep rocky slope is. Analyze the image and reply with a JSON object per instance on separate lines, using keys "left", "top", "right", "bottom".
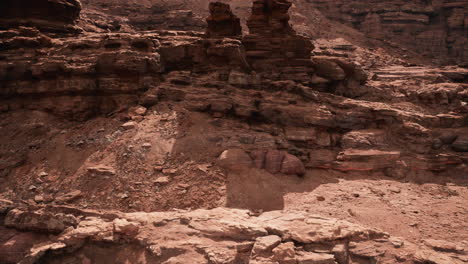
{"left": 0, "top": 0, "right": 467, "bottom": 263}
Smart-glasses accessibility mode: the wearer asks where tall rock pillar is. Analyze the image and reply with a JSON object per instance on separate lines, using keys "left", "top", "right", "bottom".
{"left": 243, "top": 0, "right": 314, "bottom": 81}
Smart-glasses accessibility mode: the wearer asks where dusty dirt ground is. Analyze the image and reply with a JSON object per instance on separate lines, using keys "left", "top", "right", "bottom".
{"left": 282, "top": 171, "right": 468, "bottom": 244}
{"left": 1, "top": 108, "right": 466, "bottom": 247}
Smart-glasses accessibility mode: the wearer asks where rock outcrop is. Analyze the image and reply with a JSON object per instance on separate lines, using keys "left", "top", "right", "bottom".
{"left": 0, "top": 2, "right": 467, "bottom": 259}
{"left": 1, "top": 203, "right": 467, "bottom": 264}
{"left": 243, "top": 0, "right": 314, "bottom": 82}
{"left": 206, "top": 2, "right": 242, "bottom": 38}
{"left": 74, "top": 0, "right": 466, "bottom": 65}
{"left": 80, "top": 0, "right": 206, "bottom": 32}
{"left": 0, "top": 0, "right": 82, "bottom": 32}
{"left": 0, "top": 28, "right": 163, "bottom": 120}
{"left": 311, "top": 0, "right": 468, "bottom": 65}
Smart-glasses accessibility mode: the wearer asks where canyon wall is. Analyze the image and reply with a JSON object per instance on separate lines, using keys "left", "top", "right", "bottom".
{"left": 0, "top": 0, "right": 82, "bottom": 32}
{"left": 309, "top": 0, "right": 467, "bottom": 65}
{"left": 79, "top": 0, "right": 467, "bottom": 65}
{"left": 0, "top": 1, "right": 468, "bottom": 263}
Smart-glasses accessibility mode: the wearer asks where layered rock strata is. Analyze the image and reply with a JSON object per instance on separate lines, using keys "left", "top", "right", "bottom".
{"left": 0, "top": 0, "right": 82, "bottom": 32}
{"left": 310, "top": 0, "right": 468, "bottom": 65}
{"left": 80, "top": 0, "right": 206, "bottom": 32}
{"left": 0, "top": 28, "right": 163, "bottom": 120}
{"left": 206, "top": 2, "right": 242, "bottom": 38}
{"left": 242, "top": 0, "right": 314, "bottom": 82}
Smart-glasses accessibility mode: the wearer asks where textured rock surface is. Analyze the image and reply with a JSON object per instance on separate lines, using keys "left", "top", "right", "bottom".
{"left": 0, "top": 23, "right": 466, "bottom": 210}
{"left": 1, "top": 203, "right": 466, "bottom": 264}
{"left": 243, "top": 0, "right": 314, "bottom": 82}
{"left": 75, "top": 0, "right": 467, "bottom": 65}
{"left": 0, "top": 1, "right": 467, "bottom": 264}
{"left": 80, "top": 0, "right": 206, "bottom": 32}
{"left": 310, "top": 0, "right": 468, "bottom": 65}
{"left": 0, "top": 29, "right": 163, "bottom": 119}
{"left": 0, "top": 0, "right": 82, "bottom": 32}
{"left": 206, "top": 2, "right": 242, "bottom": 38}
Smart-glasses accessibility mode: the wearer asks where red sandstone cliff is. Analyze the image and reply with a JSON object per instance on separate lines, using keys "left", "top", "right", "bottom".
{"left": 0, "top": 1, "right": 468, "bottom": 264}
{"left": 309, "top": 0, "right": 467, "bottom": 65}
{"left": 78, "top": 0, "right": 467, "bottom": 66}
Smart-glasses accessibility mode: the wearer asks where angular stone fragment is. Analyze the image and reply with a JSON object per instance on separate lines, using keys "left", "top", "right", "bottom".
{"left": 121, "top": 121, "right": 137, "bottom": 130}
{"left": 337, "top": 149, "right": 401, "bottom": 170}
{"left": 252, "top": 235, "right": 282, "bottom": 256}
{"left": 34, "top": 195, "right": 44, "bottom": 203}
{"left": 154, "top": 176, "right": 171, "bottom": 185}
{"left": 87, "top": 165, "right": 116, "bottom": 177}
{"left": 424, "top": 239, "right": 464, "bottom": 253}
{"left": 113, "top": 218, "right": 140, "bottom": 238}
{"left": 273, "top": 242, "right": 296, "bottom": 263}
{"left": 350, "top": 242, "right": 385, "bottom": 259}
{"left": 413, "top": 249, "right": 462, "bottom": 264}
{"left": 296, "top": 251, "right": 336, "bottom": 264}
{"left": 4, "top": 209, "right": 78, "bottom": 234}
{"left": 133, "top": 106, "right": 147, "bottom": 116}
{"left": 332, "top": 244, "right": 348, "bottom": 264}
{"left": 55, "top": 190, "right": 82, "bottom": 204}
{"left": 285, "top": 128, "right": 315, "bottom": 142}
{"left": 341, "top": 130, "right": 386, "bottom": 149}
{"left": 313, "top": 57, "right": 346, "bottom": 81}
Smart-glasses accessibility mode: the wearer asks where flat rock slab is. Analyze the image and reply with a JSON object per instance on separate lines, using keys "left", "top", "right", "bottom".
{"left": 0, "top": 204, "right": 465, "bottom": 264}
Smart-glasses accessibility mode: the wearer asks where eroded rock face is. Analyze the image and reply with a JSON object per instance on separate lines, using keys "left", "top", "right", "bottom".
{"left": 311, "top": 0, "right": 468, "bottom": 65}
{"left": 1, "top": 22, "right": 465, "bottom": 205}
{"left": 243, "top": 0, "right": 314, "bottom": 82}
{"left": 247, "top": 0, "right": 295, "bottom": 35}
{"left": 4, "top": 208, "right": 79, "bottom": 234}
{"left": 0, "top": 29, "right": 163, "bottom": 120}
{"left": 206, "top": 2, "right": 242, "bottom": 38}
{"left": 72, "top": 0, "right": 467, "bottom": 65}
{"left": 0, "top": 0, "right": 82, "bottom": 32}
{"left": 0, "top": 2, "right": 467, "bottom": 260}
{"left": 81, "top": 0, "right": 206, "bottom": 32}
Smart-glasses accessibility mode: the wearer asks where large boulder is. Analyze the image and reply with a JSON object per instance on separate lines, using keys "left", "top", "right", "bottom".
{"left": 251, "top": 150, "right": 305, "bottom": 176}
{"left": 452, "top": 136, "right": 468, "bottom": 152}
{"left": 219, "top": 149, "right": 254, "bottom": 172}
{"left": 312, "top": 57, "right": 346, "bottom": 81}
{"left": 280, "top": 153, "right": 306, "bottom": 176}
{"left": 313, "top": 56, "right": 368, "bottom": 83}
